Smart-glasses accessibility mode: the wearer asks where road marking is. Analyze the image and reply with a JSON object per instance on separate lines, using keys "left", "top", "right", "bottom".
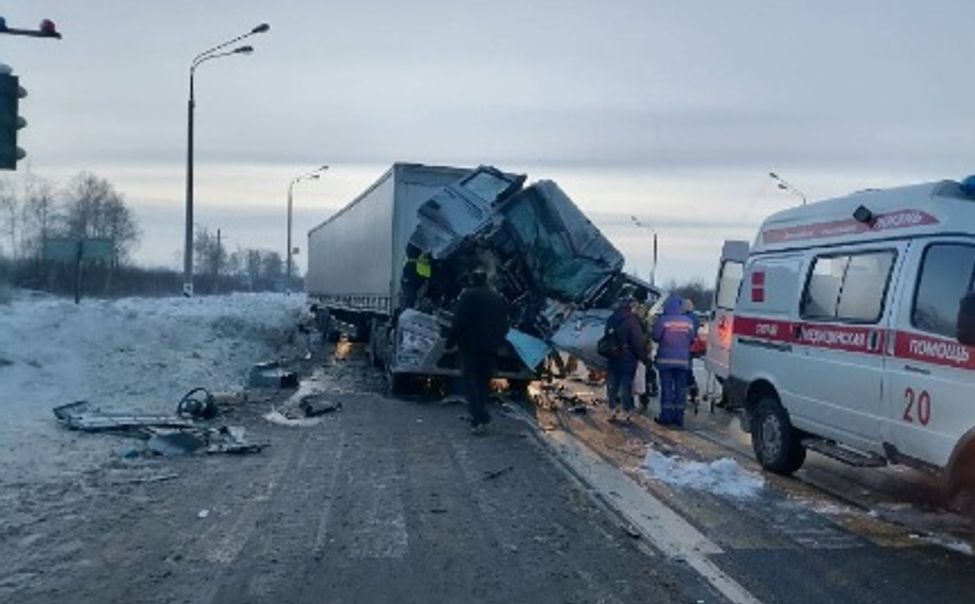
{"left": 205, "top": 432, "right": 306, "bottom": 564}
{"left": 346, "top": 443, "right": 409, "bottom": 559}
{"left": 538, "top": 427, "right": 764, "bottom": 604}
{"left": 313, "top": 428, "right": 346, "bottom": 558}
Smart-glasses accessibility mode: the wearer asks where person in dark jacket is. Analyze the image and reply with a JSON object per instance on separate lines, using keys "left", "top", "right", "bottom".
{"left": 633, "top": 286, "right": 658, "bottom": 405}
{"left": 682, "top": 298, "right": 701, "bottom": 405}
{"left": 605, "top": 292, "right": 648, "bottom": 423}
{"left": 652, "top": 296, "right": 696, "bottom": 427}
{"left": 448, "top": 269, "right": 511, "bottom": 435}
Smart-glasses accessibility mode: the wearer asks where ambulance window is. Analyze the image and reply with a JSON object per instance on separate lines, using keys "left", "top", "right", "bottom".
{"left": 802, "top": 251, "right": 894, "bottom": 322}
{"left": 913, "top": 244, "right": 975, "bottom": 338}
{"left": 836, "top": 252, "right": 895, "bottom": 321}
{"left": 803, "top": 256, "right": 848, "bottom": 318}
{"left": 715, "top": 261, "right": 743, "bottom": 310}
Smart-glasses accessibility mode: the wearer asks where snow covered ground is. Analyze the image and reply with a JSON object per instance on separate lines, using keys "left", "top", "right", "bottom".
{"left": 0, "top": 290, "right": 306, "bottom": 484}
{"left": 641, "top": 449, "right": 766, "bottom": 499}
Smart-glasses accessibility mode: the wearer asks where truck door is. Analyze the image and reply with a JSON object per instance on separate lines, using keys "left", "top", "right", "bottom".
{"left": 790, "top": 244, "right": 905, "bottom": 453}
{"left": 705, "top": 241, "right": 749, "bottom": 381}
{"left": 883, "top": 238, "right": 975, "bottom": 469}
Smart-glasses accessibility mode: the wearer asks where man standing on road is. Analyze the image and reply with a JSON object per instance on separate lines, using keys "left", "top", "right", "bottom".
{"left": 604, "top": 291, "right": 648, "bottom": 423}
{"left": 448, "top": 269, "right": 510, "bottom": 435}
{"left": 633, "top": 286, "right": 658, "bottom": 407}
{"left": 652, "top": 296, "right": 695, "bottom": 427}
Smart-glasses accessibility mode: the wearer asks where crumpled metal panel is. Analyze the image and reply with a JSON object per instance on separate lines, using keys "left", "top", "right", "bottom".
{"left": 550, "top": 308, "right": 615, "bottom": 372}
{"left": 409, "top": 166, "right": 526, "bottom": 259}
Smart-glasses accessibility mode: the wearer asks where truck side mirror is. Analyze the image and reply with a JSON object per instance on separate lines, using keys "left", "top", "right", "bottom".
{"left": 958, "top": 292, "right": 975, "bottom": 346}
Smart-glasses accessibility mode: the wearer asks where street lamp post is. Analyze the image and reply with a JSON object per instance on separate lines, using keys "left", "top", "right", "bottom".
{"left": 286, "top": 165, "right": 329, "bottom": 293}
{"left": 769, "top": 171, "right": 807, "bottom": 206}
{"left": 630, "top": 215, "right": 658, "bottom": 287}
{"left": 183, "top": 23, "right": 269, "bottom": 297}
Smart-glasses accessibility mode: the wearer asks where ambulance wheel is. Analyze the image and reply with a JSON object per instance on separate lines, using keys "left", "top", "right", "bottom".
{"left": 751, "top": 396, "right": 806, "bottom": 475}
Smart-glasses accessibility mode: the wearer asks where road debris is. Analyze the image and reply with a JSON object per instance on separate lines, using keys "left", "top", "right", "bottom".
{"left": 54, "top": 401, "right": 267, "bottom": 457}
{"left": 54, "top": 400, "right": 196, "bottom": 432}
{"left": 197, "top": 509, "right": 210, "bottom": 519}
{"left": 263, "top": 409, "right": 323, "bottom": 428}
{"left": 483, "top": 466, "right": 514, "bottom": 481}
{"left": 249, "top": 361, "right": 299, "bottom": 389}
{"left": 298, "top": 395, "right": 342, "bottom": 417}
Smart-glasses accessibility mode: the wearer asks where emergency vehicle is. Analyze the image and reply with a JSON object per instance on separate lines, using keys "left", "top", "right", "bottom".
{"left": 727, "top": 175, "right": 975, "bottom": 499}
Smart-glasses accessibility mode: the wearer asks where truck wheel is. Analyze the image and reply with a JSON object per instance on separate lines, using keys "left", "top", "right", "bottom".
{"left": 751, "top": 396, "right": 806, "bottom": 475}
{"left": 387, "top": 371, "right": 414, "bottom": 396}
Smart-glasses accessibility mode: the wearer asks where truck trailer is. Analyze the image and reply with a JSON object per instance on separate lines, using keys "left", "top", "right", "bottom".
{"left": 307, "top": 162, "right": 658, "bottom": 393}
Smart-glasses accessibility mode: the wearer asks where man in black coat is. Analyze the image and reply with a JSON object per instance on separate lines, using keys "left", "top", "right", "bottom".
{"left": 448, "top": 269, "right": 511, "bottom": 435}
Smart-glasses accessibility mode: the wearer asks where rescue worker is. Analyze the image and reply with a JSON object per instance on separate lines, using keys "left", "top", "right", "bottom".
{"left": 448, "top": 268, "right": 511, "bottom": 435}
{"left": 681, "top": 298, "right": 701, "bottom": 406}
{"left": 652, "top": 296, "right": 696, "bottom": 427}
{"left": 399, "top": 244, "right": 432, "bottom": 311}
{"left": 605, "top": 291, "right": 649, "bottom": 423}
{"left": 633, "top": 286, "right": 658, "bottom": 406}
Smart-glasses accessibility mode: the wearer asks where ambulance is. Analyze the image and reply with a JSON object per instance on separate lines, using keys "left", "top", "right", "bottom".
{"left": 727, "top": 175, "right": 975, "bottom": 499}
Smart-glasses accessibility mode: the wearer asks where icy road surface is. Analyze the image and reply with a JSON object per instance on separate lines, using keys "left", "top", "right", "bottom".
{"left": 0, "top": 291, "right": 305, "bottom": 484}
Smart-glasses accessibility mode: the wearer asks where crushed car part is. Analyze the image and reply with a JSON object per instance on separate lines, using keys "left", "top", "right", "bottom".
{"left": 54, "top": 401, "right": 196, "bottom": 432}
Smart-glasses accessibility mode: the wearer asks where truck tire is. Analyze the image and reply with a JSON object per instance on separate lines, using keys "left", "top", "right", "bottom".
{"left": 751, "top": 395, "right": 806, "bottom": 475}
{"left": 387, "top": 371, "right": 414, "bottom": 396}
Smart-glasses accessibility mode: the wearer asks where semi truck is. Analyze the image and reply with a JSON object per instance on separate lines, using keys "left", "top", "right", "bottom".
{"left": 307, "top": 162, "right": 658, "bottom": 393}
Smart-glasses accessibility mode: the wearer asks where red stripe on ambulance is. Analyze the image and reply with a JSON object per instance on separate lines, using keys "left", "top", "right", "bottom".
{"left": 761, "top": 209, "right": 938, "bottom": 245}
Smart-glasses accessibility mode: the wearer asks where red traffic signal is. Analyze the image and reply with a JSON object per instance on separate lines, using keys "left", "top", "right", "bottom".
{"left": 39, "top": 19, "right": 60, "bottom": 38}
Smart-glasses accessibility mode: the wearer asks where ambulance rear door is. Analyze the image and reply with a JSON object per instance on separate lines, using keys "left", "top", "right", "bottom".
{"left": 705, "top": 240, "right": 750, "bottom": 380}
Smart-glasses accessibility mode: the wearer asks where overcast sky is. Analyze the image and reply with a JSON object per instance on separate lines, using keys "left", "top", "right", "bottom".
{"left": 2, "top": 1, "right": 974, "bottom": 283}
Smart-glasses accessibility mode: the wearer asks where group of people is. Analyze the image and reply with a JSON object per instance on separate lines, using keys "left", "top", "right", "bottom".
{"left": 604, "top": 288, "right": 699, "bottom": 427}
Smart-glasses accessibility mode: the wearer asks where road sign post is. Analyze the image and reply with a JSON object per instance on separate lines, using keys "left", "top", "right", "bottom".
{"left": 43, "top": 237, "right": 115, "bottom": 303}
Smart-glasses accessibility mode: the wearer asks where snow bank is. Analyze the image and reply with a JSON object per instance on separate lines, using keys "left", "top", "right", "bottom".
{"left": 641, "top": 449, "right": 765, "bottom": 499}
{"left": 0, "top": 291, "right": 305, "bottom": 484}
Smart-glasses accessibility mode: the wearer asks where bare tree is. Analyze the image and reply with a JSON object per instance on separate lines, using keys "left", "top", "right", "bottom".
{"left": 0, "top": 178, "right": 20, "bottom": 259}
{"left": 62, "top": 172, "right": 140, "bottom": 264}
{"left": 193, "top": 226, "right": 225, "bottom": 281}
{"left": 19, "top": 174, "right": 59, "bottom": 260}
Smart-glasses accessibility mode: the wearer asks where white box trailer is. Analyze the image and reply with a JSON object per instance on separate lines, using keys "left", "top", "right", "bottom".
{"left": 307, "top": 163, "right": 469, "bottom": 317}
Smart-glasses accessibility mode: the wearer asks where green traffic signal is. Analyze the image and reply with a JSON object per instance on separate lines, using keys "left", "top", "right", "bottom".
{"left": 0, "top": 72, "right": 26, "bottom": 170}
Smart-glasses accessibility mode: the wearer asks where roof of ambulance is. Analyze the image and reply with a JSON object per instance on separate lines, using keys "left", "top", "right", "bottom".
{"left": 751, "top": 178, "right": 975, "bottom": 253}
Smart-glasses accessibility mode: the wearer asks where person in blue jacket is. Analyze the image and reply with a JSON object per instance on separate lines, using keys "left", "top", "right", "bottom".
{"left": 605, "top": 291, "right": 649, "bottom": 423}
{"left": 652, "top": 296, "right": 696, "bottom": 427}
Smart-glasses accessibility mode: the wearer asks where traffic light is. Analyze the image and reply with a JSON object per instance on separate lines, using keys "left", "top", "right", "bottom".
{"left": 0, "top": 69, "right": 27, "bottom": 170}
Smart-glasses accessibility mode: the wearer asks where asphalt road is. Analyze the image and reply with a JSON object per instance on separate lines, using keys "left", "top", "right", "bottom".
{"left": 1, "top": 353, "right": 707, "bottom": 604}
{"left": 4, "top": 348, "right": 975, "bottom": 604}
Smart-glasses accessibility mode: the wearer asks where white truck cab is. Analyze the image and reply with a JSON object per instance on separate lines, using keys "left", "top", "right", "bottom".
{"left": 727, "top": 175, "right": 975, "bottom": 497}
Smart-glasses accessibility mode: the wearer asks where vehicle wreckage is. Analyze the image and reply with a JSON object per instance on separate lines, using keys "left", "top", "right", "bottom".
{"left": 307, "top": 163, "right": 661, "bottom": 393}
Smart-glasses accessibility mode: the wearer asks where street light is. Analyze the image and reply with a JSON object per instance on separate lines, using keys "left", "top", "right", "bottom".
{"left": 769, "top": 171, "right": 807, "bottom": 206}
{"left": 630, "top": 215, "right": 658, "bottom": 287}
{"left": 183, "top": 23, "right": 270, "bottom": 297}
{"left": 286, "top": 165, "right": 329, "bottom": 293}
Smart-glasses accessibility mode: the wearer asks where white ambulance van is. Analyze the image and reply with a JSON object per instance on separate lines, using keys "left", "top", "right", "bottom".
{"left": 727, "top": 175, "right": 975, "bottom": 498}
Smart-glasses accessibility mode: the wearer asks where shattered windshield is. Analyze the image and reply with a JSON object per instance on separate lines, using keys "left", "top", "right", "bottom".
{"left": 500, "top": 182, "right": 622, "bottom": 302}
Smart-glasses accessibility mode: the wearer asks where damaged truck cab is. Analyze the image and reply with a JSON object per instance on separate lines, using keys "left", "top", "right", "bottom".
{"left": 307, "top": 163, "right": 654, "bottom": 394}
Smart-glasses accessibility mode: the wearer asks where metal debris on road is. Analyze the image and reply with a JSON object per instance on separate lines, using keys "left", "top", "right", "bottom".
{"left": 483, "top": 466, "right": 514, "bottom": 481}
{"left": 54, "top": 401, "right": 196, "bottom": 432}
{"left": 298, "top": 395, "right": 342, "bottom": 417}
{"left": 249, "top": 361, "right": 299, "bottom": 389}
{"left": 54, "top": 401, "right": 267, "bottom": 457}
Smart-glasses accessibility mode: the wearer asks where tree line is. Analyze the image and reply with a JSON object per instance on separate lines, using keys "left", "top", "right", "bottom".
{"left": 0, "top": 172, "right": 296, "bottom": 298}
